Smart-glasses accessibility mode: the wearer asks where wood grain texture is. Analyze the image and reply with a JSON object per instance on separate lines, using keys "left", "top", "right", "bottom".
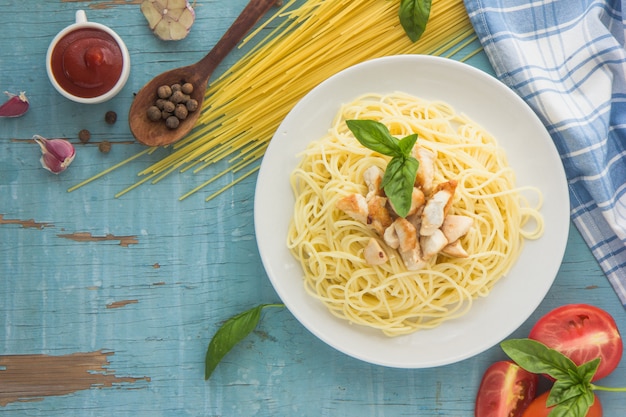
{"left": 1, "top": 1, "right": 625, "bottom": 416}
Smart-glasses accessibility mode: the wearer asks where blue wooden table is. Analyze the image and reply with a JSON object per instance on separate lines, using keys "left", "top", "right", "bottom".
{"left": 1, "top": 1, "right": 625, "bottom": 416}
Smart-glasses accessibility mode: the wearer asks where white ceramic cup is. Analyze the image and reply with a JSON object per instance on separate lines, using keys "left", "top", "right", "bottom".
{"left": 46, "top": 10, "right": 131, "bottom": 104}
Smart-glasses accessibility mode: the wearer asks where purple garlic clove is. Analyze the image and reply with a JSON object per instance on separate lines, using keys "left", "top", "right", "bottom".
{"left": 0, "top": 91, "right": 29, "bottom": 117}
{"left": 34, "top": 135, "right": 76, "bottom": 174}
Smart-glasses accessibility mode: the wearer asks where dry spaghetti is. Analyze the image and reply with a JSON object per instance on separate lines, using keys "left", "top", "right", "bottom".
{"left": 70, "top": 0, "right": 479, "bottom": 199}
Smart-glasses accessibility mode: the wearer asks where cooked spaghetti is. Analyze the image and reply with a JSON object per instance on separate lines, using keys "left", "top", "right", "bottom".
{"left": 287, "top": 92, "right": 544, "bottom": 336}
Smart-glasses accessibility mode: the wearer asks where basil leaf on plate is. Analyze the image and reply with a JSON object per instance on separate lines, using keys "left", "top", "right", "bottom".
{"left": 345, "top": 119, "right": 403, "bottom": 157}
{"left": 382, "top": 156, "right": 419, "bottom": 217}
{"left": 346, "top": 119, "right": 420, "bottom": 218}
{"left": 398, "top": 133, "right": 418, "bottom": 156}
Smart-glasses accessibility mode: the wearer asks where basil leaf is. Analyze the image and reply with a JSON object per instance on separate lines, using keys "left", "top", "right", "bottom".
{"left": 346, "top": 119, "right": 403, "bottom": 157}
{"left": 546, "top": 358, "right": 599, "bottom": 409}
{"left": 399, "top": 0, "right": 432, "bottom": 42}
{"left": 205, "top": 303, "right": 284, "bottom": 380}
{"left": 500, "top": 339, "right": 579, "bottom": 381}
{"left": 398, "top": 133, "right": 418, "bottom": 156}
{"left": 548, "top": 379, "right": 585, "bottom": 406}
{"left": 548, "top": 403, "right": 572, "bottom": 417}
{"left": 577, "top": 358, "right": 601, "bottom": 385}
{"left": 382, "top": 156, "right": 419, "bottom": 217}
{"left": 346, "top": 119, "right": 420, "bottom": 218}
{"left": 548, "top": 390, "right": 594, "bottom": 417}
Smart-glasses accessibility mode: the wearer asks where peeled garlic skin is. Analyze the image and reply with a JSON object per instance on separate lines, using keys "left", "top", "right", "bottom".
{"left": 34, "top": 135, "right": 76, "bottom": 174}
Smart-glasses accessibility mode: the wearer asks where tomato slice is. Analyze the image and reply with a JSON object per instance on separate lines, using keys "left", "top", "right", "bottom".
{"left": 529, "top": 304, "right": 623, "bottom": 381}
{"left": 475, "top": 361, "right": 538, "bottom": 417}
{"left": 521, "top": 391, "right": 602, "bottom": 417}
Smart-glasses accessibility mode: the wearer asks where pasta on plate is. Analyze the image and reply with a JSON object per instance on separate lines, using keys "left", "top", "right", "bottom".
{"left": 287, "top": 92, "right": 544, "bottom": 336}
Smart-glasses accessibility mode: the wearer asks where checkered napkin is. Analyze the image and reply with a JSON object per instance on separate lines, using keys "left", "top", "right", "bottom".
{"left": 464, "top": 0, "right": 626, "bottom": 307}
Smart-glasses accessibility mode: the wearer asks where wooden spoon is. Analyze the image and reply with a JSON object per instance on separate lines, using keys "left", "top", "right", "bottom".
{"left": 129, "top": 0, "right": 278, "bottom": 147}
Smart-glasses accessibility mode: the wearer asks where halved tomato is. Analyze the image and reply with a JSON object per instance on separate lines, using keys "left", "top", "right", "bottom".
{"left": 521, "top": 391, "right": 602, "bottom": 417}
{"left": 529, "top": 304, "right": 623, "bottom": 381}
{"left": 475, "top": 360, "right": 538, "bottom": 417}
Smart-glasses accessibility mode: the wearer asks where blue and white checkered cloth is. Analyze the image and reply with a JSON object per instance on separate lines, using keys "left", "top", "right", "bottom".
{"left": 464, "top": 0, "right": 626, "bottom": 308}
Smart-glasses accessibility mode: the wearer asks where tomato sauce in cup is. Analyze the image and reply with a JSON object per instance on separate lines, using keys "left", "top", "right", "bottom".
{"left": 46, "top": 10, "right": 130, "bottom": 104}
{"left": 50, "top": 28, "right": 123, "bottom": 98}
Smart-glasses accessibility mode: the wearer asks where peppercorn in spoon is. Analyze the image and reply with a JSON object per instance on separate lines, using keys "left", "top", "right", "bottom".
{"left": 129, "top": 0, "right": 278, "bottom": 147}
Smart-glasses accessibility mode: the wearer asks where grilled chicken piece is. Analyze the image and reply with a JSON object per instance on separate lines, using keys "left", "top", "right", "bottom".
{"left": 420, "top": 191, "right": 450, "bottom": 236}
{"left": 367, "top": 195, "right": 393, "bottom": 234}
{"left": 441, "top": 214, "right": 473, "bottom": 243}
{"left": 413, "top": 146, "right": 436, "bottom": 194}
{"left": 336, "top": 193, "right": 369, "bottom": 224}
{"left": 420, "top": 229, "right": 448, "bottom": 260}
{"left": 406, "top": 210, "right": 422, "bottom": 232}
{"left": 408, "top": 187, "right": 426, "bottom": 216}
{"left": 383, "top": 224, "right": 400, "bottom": 249}
{"left": 363, "top": 166, "right": 384, "bottom": 200}
{"left": 420, "top": 180, "right": 457, "bottom": 236}
{"left": 394, "top": 217, "right": 418, "bottom": 252}
{"left": 442, "top": 240, "right": 469, "bottom": 258}
{"left": 436, "top": 180, "right": 458, "bottom": 216}
{"left": 363, "top": 238, "right": 388, "bottom": 265}
{"left": 394, "top": 217, "right": 426, "bottom": 270}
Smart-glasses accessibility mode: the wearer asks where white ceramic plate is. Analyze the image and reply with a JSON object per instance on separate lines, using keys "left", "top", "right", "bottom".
{"left": 254, "top": 55, "right": 569, "bottom": 368}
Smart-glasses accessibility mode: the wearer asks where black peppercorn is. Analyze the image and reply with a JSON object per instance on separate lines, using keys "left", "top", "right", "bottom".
{"left": 174, "top": 104, "right": 188, "bottom": 120}
{"left": 162, "top": 100, "right": 175, "bottom": 113}
{"left": 147, "top": 106, "right": 162, "bottom": 121}
{"left": 104, "top": 111, "right": 117, "bottom": 124}
{"left": 186, "top": 99, "right": 199, "bottom": 112}
{"left": 148, "top": 81, "right": 199, "bottom": 129}
{"left": 78, "top": 129, "right": 91, "bottom": 143}
{"left": 157, "top": 85, "right": 172, "bottom": 99}
{"left": 181, "top": 82, "right": 194, "bottom": 94}
{"left": 155, "top": 99, "right": 167, "bottom": 110}
{"left": 165, "top": 116, "right": 180, "bottom": 129}
{"left": 99, "top": 141, "right": 112, "bottom": 153}
{"left": 170, "top": 90, "right": 185, "bottom": 104}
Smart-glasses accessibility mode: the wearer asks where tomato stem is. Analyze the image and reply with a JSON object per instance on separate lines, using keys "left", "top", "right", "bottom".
{"left": 590, "top": 383, "right": 626, "bottom": 392}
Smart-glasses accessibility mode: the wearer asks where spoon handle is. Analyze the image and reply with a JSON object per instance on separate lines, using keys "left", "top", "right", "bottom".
{"left": 196, "top": 0, "right": 278, "bottom": 78}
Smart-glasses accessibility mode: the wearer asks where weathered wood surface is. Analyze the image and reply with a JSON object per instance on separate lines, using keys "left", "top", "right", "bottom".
{"left": 1, "top": 1, "right": 625, "bottom": 416}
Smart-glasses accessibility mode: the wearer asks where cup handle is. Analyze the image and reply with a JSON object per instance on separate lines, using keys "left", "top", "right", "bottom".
{"left": 75, "top": 10, "right": 87, "bottom": 24}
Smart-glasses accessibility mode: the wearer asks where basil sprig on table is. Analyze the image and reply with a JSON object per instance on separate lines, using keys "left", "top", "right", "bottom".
{"left": 346, "top": 119, "right": 420, "bottom": 218}
{"left": 205, "top": 303, "right": 284, "bottom": 380}
{"left": 501, "top": 338, "right": 626, "bottom": 416}
{"left": 399, "top": 0, "right": 432, "bottom": 42}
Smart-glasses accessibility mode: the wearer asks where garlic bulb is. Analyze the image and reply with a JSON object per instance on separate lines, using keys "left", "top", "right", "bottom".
{"left": 141, "top": 0, "right": 195, "bottom": 41}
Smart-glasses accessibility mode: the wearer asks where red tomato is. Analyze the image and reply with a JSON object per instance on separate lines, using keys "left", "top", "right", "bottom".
{"left": 529, "top": 304, "right": 623, "bottom": 381}
{"left": 475, "top": 361, "right": 538, "bottom": 417}
{"left": 521, "top": 391, "right": 602, "bottom": 417}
